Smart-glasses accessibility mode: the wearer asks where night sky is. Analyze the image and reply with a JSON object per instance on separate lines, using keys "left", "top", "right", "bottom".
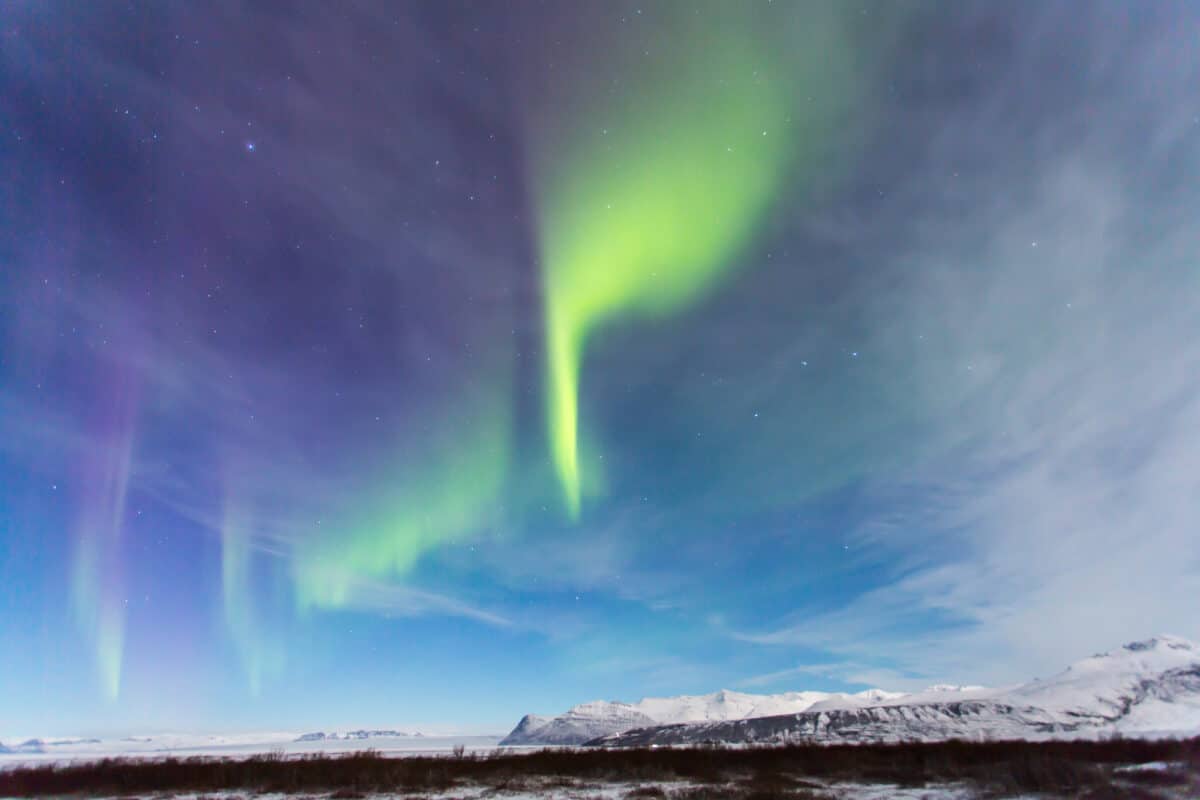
{"left": 3, "top": 1, "right": 1199, "bottom": 736}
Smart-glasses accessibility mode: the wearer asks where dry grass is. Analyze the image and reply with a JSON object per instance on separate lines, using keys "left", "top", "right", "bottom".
{"left": 0, "top": 736, "right": 1196, "bottom": 798}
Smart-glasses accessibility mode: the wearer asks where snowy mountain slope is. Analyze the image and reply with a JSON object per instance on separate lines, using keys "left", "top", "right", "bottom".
{"left": 588, "top": 636, "right": 1200, "bottom": 747}
{"left": 501, "top": 702, "right": 659, "bottom": 746}
{"left": 501, "top": 688, "right": 913, "bottom": 745}
{"left": 635, "top": 689, "right": 847, "bottom": 723}
{"left": 501, "top": 714, "right": 554, "bottom": 745}
{"left": 593, "top": 700, "right": 1064, "bottom": 747}
{"left": 1010, "top": 635, "right": 1200, "bottom": 731}
{"left": 804, "top": 687, "right": 969, "bottom": 713}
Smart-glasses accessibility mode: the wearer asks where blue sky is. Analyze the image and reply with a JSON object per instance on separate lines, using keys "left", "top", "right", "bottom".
{"left": 3, "top": 1, "right": 1200, "bottom": 737}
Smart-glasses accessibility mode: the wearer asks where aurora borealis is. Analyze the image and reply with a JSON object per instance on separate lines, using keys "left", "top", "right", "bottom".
{"left": 529, "top": 5, "right": 829, "bottom": 517}
{"left": 3, "top": 1, "right": 1200, "bottom": 737}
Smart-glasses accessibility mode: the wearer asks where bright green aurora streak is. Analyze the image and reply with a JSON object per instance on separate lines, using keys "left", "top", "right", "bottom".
{"left": 533, "top": 7, "right": 815, "bottom": 518}
{"left": 290, "top": 377, "right": 511, "bottom": 611}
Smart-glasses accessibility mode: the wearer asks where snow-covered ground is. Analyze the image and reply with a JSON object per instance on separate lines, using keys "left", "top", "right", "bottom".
{"left": 0, "top": 733, "right": 506, "bottom": 766}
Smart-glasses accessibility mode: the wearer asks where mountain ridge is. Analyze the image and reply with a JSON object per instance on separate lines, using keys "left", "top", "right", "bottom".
{"left": 501, "top": 687, "right": 959, "bottom": 746}
{"left": 502, "top": 635, "right": 1200, "bottom": 746}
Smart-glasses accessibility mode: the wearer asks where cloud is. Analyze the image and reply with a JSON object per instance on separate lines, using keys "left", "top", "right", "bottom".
{"left": 735, "top": 662, "right": 856, "bottom": 689}
{"left": 311, "top": 573, "right": 514, "bottom": 629}
{"left": 736, "top": 1, "right": 1200, "bottom": 684}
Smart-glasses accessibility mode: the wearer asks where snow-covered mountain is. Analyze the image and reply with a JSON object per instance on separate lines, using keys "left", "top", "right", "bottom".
{"left": 1007, "top": 635, "right": 1200, "bottom": 735}
{"left": 500, "top": 687, "right": 910, "bottom": 745}
{"left": 587, "top": 636, "right": 1200, "bottom": 747}
{"left": 503, "top": 702, "right": 659, "bottom": 746}
{"left": 295, "top": 729, "right": 424, "bottom": 742}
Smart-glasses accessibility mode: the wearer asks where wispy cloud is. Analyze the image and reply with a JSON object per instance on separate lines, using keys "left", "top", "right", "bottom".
{"left": 736, "top": 1, "right": 1200, "bottom": 685}
{"left": 313, "top": 573, "right": 514, "bottom": 629}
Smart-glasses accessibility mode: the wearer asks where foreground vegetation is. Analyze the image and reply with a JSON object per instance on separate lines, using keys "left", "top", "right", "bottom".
{"left": 1, "top": 736, "right": 1197, "bottom": 798}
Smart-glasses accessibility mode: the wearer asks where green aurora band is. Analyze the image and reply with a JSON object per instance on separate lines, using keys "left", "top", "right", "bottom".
{"left": 532, "top": 6, "right": 832, "bottom": 518}
{"left": 291, "top": 379, "right": 511, "bottom": 611}
{"left": 217, "top": 5, "right": 868, "bottom": 693}
{"left": 71, "top": 534, "right": 126, "bottom": 701}
{"left": 70, "top": 371, "right": 138, "bottom": 701}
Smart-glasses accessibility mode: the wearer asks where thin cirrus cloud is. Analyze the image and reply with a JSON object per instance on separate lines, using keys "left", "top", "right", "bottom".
{"left": 733, "top": 1, "right": 1200, "bottom": 686}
